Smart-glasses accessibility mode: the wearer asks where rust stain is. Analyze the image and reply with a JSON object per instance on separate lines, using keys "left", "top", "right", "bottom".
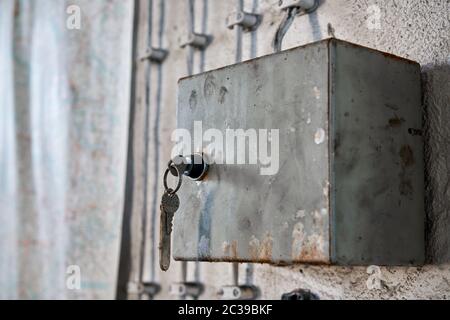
{"left": 292, "top": 214, "right": 328, "bottom": 263}
{"left": 249, "top": 234, "right": 273, "bottom": 261}
{"left": 222, "top": 240, "right": 238, "bottom": 259}
{"left": 296, "top": 243, "right": 322, "bottom": 261}
{"left": 294, "top": 234, "right": 326, "bottom": 262}
{"left": 260, "top": 234, "right": 273, "bottom": 260}
{"left": 387, "top": 116, "right": 405, "bottom": 128}
{"left": 230, "top": 240, "right": 238, "bottom": 259}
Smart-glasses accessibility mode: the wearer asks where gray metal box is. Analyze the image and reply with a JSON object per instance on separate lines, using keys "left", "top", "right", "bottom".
{"left": 174, "top": 39, "right": 424, "bottom": 266}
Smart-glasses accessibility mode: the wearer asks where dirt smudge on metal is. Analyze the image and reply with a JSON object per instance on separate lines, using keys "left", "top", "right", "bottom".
{"left": 203, "top": 74, "right": 217, "bottom": 98}
{"left": 189, "top": 90, "right": 197, "bottom": 110}
{"left": 398, "top": 145, "right": 414, "bottom": 198}
{"left": 218, "top": 86, "right": 228, "bottom": 104}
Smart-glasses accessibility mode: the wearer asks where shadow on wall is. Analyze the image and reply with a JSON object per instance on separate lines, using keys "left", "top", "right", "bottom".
{"left": 423, "top": 63, "right": 450, "bottom": 264}
{"left": 307, "top": 0, "right": 327, "bottom": 41}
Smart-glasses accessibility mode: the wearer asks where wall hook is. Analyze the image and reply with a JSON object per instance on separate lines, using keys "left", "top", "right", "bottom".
{"left": 140, "top": 47, "right": 169, "bottom": 63}
{"left": 180, "top": 33, "right": 211, "bottom": 50}
{"left": 226, "top": 11, "right": 261, "bottom": 32}
{"left": 278, "top": 0, "right": 319, "bottom": 13}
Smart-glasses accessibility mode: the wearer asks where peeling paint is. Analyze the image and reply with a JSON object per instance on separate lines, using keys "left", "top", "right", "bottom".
{"left": 249, "top": 234, "right": 273, "bottom": 261}
{"left": 291, "top": 222, "right": 305, "bottom": 259}
{"left": 295, "top": 210, "right": 306, "bottom": 219}
{"left": 249, "top": 235, "right": 261, "bottom": 260}
{"left": 313, "top": 86, "right": 321, "bottom": 100}
{"left": 314, "top": 128, "right": 325, "bottom": 144}
{"left": 230, "top": 240, "right": 238, "bottom": 259}
{"left": 222, "top": 241, "right": 230, "bottom": 256}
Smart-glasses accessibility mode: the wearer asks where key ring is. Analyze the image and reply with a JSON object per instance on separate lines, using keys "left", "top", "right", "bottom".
{"left": 163, "top": 163, "right": 182, "bottom": 194}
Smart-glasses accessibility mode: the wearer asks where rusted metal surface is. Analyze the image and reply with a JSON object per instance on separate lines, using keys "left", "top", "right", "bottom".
{"left": 174, "top": 39, "right": 424, "bottom": 266}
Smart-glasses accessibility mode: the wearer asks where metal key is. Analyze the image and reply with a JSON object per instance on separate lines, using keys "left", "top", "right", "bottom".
{"left": 159, "top": 189, "right": 180, "bottom": 271}
{"left": 159, "top": 163, "right": 183, "bottom": 271}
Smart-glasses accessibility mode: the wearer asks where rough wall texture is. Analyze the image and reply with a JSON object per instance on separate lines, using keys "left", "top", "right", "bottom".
{"left": 123, "top": 0, "right": 450, "bottom": 299}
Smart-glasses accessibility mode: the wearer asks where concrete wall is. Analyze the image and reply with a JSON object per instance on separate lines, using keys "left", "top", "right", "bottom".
{"left": 122, "top": 0, "right": 450, "bottom": 299}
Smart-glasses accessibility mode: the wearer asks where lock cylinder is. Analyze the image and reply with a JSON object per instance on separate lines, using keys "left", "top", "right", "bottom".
{"left": 170, "top": 153, "right": 209, "bottom": 181}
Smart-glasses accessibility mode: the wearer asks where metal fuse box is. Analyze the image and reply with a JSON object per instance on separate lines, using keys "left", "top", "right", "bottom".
{"left": 173, "top": 39, "right": 424, "bottom": 266}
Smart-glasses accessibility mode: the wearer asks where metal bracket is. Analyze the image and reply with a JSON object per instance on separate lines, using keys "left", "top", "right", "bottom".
{"left": 142, "top": 282, "right": 161, "bottom": 299}
{"left": 180, "top": 33, "right": 210, "bottom": 50}
{"left": 140, "top": 48, "right": 169, "bottom": 63}
{"left": 281, "top": 288, "right": 319, "bottom": 300}
{"left": 126, "top": 281, "right": 141, "bottom": 296}
{"left": 278, "top": 0, "right": 319, "bottom": 13}
{"left": 127, "top": 281, "right": 161, "bottom": 299}
{"left": 226, "top": 11, "right": 260, "bottom": 31}
{"left": 169, "top": 282, "right": 204, "bottom": 299}
{"left": 217, "top": 285, "right": 259, "bottom": 300}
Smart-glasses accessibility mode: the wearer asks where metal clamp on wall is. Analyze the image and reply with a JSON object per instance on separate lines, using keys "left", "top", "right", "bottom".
{"left": 127, "top": 281, "right": 161, "bottom": 299}
{"left": 217, "top": 285, "right": 259, "bottom": 300}
{"left": 226, "top": 11, "right": 260, "bottom": 31}
{"left": 180, "top": 33, "right": 211, "bottom": 50}
{"left": 278, "top": 0, "right": 319, "bottom": 13}
{"left": 141, "top": 282, "right": 161, "bottom": 299}
{"left": 281, "top": 288, "right": 319, "bottom": 300}
{"left": 170, "top": 282, "right": 204, "bottom": 300}
{"left": 140, "top": 48, "right": 169, "bottom": 63}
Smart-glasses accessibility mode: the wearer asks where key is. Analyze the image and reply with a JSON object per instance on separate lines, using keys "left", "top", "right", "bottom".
{"left": 159, "top": 189, "right": 180, "bottom": 271}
